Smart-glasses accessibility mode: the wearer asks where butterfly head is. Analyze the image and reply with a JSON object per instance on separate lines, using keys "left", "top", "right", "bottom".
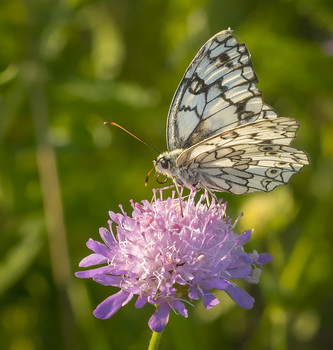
{"left": 153, "top": 153, "right": 174, "bottom": 179}
{"left": 153, "top": 150, "right": 182, "bottom": 181}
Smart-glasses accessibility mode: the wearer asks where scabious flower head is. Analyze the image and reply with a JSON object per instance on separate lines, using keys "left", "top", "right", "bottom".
{"left": 76, "top": 190, "right": 272, "bottom": 332}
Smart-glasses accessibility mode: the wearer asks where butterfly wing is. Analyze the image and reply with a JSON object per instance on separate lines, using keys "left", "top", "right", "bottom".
{"left": 167, "top": 29, "right": 265, "bottom": 151}
{"left": 176, "top": 117, "right": 310, "bottom": 194}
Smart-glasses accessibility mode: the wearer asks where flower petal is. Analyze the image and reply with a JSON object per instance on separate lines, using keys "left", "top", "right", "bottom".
{"left": 202, "top": 292, "right": 220, "bottom": 309}
{"left": 188, "top": 288, "right": 199, "bottom": 300}
{"left": 172, "top": 300, "right": 188, "bottom": 318}
{"left": 86, "top": 239, "right": 112, "bottom": 257}
{"left": 148, "top": 302, "right": 171, "bottom": 332}
{"left": 108, "top": 211, "right": 123, "bottom": 225}
{"left": 78, "top": 253, "right": 108, "bottom": 267}
{"left": 135, "top": 295, "right": 148, "bottom": 308}
{"left": 225, "top": 283, "right": 254, "bottom": 309}
{"left": 237, "top": 230, "right": 252, "bottom": 245}
{"left": 93, "top": 290, "right": 131, "bottom": 319}
{"left": 75, "top": 265, "right": 112, "bottom": 278}
{"left": 93, "top": 274, "right": 123, "bottom": 287}
{"left": 227, "top": 266, "right": 253, "bottom": 279}
{"left": 258, "top": 253, "right": 273, "bottom": 265}
{"left": 201, "top": 279, "right": 229, "bottom": 291}
{"left": 99, "top": 227, "right": 117, "bottom": 247}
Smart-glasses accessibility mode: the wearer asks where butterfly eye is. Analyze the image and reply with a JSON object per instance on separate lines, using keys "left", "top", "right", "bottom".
{"left": 160, "top": 159, "right": 169, "bottom": 169}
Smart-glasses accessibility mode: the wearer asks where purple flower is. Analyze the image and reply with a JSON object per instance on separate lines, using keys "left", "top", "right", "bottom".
{"left": 75, "top": 191, "right": 272, "bottom": 332}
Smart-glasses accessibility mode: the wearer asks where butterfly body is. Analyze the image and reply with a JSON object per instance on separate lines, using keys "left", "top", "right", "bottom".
{"left": 153, "top": 28, "right": 309, "bottom": 194}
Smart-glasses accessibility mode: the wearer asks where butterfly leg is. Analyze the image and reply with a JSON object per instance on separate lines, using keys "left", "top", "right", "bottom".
{"left": 149, "top": 183, "right": 175, "bottom": 203}
{"left": 173, "top": 182, "right": 184, "bottom": 217}
{"left": 202, "top": 187, "right": 218, "bottom": 208}
{"left": 157, "top": 183, "right": 176, "bottom": 191}
{"left": 204, "top": 189, "right": 210, "bottom": 206}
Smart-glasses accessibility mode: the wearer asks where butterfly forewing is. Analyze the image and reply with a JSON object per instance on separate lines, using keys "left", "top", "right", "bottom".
{"left": 167, "top": 29, "right": 264, "bottom": 151}
{"left": 177, "top": 118, "right": 301, "bottom": 164}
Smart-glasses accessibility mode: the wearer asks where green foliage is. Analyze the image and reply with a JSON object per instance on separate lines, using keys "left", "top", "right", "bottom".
{"left": 1, "top": 0, "right": 332, "bottom": 349}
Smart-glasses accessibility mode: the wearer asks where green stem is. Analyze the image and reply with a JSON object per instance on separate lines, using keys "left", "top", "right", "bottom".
{"left": 148, "top": 330, "right": 163, "bottom": 350}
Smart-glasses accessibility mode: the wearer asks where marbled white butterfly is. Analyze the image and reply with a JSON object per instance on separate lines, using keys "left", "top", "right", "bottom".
{"left": 153, "top": 28, "right": 309, "bottom": 194}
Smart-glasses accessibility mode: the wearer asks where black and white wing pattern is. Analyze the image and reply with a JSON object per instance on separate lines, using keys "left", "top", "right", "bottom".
{"left": 176, "top": 118, "right": 309, "bottom": 194}
{"left": 154, "top": 28, "right": 309, "bottom": 194}
{"left": 167, "top": 28, "right": 263, "bottom": 151}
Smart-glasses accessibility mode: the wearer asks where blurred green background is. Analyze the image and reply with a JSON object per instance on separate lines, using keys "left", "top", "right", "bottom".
{"left": 1, "top": 0, "right": 332, "bottom": 349}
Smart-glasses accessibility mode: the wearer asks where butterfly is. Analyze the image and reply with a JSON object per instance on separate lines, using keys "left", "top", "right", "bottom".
{"left": 153, "top": 28, "right": 310, "bottom": 194}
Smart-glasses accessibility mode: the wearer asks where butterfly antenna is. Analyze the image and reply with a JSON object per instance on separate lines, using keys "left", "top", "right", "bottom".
{"left": 104, "top": 121, "right": 160, "bottom": 154}
{"left": 145, "top": 166, "right": 154, "bottom": 186}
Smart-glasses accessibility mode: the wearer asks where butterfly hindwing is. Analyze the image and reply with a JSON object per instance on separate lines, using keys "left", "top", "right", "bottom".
{"left": 176, "top": 118, "right": 309, "bottom": 194}
{"left": 167, "top": 29, "right": 264, "bottom": 151}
